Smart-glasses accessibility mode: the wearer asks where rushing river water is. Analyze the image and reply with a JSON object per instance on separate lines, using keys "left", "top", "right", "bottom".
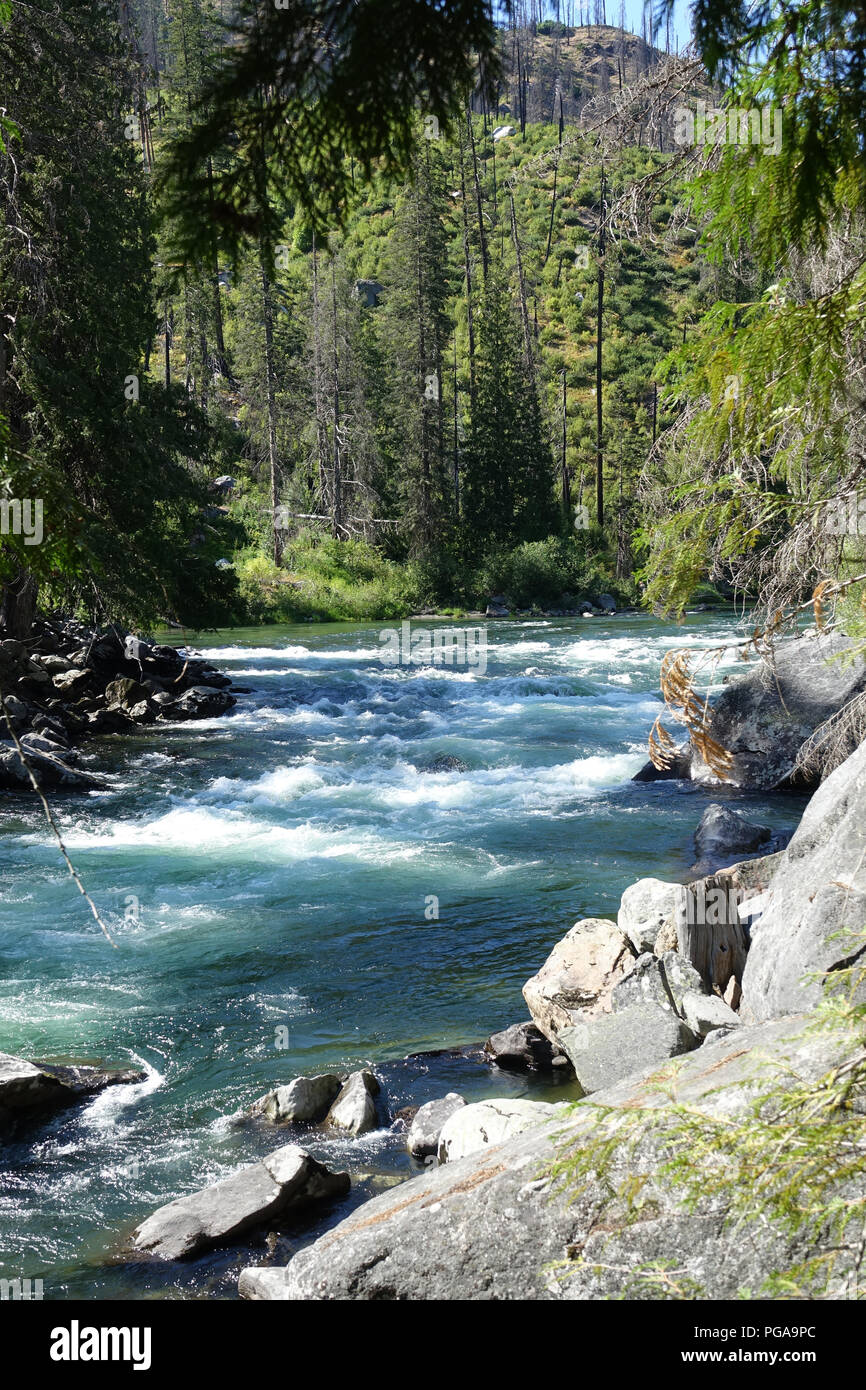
{"left": 0, "top": 612, "right": 806, "bottom": 1298}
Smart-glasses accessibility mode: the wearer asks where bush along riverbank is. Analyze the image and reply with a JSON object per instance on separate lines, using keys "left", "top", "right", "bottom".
{"left": 0, "top": 617, "right": 241, "bottom": 790}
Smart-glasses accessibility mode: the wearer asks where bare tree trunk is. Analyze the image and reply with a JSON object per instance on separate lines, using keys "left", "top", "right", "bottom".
{"left": 544, "top": 91, "right": 564, "bottom": 265}
{"left": 458, "top": 125, "right": 476, "bottom": 407}
{"left": 330, "top": 261, "right": 343, "bottom": 539}
{"left": 509, "top": 193, "right": 534, "bottom": 371}
{"left": 595, "top": 166, "right": 606, "bottom": 530}
{"left": 207, "top": 158, "right": 230, "bottom": 378}
{"left": 259, "top": 242, "right": 282, "bottom": 564}
{"left": 467, "top": 112, "right": 488, "bottom": 284}
{"left": 0, "top": 571, "right": 38, "bottom": 641}
{"left": 560, "top": 367, "right": 571, "bottom": 522}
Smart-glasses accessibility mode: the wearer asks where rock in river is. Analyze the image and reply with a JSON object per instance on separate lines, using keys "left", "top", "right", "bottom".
{"left": 132, "top": 1145, "right": 350, "bottom": 1261}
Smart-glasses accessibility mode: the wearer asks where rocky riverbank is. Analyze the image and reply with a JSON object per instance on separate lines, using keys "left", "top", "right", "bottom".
{"left": 0, "top": 617, "right": 240, "bottom": 789}
{"left": 2, "top": 625, "right": 864, "bottom": 1299}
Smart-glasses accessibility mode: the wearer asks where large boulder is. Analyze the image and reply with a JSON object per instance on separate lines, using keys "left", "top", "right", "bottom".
{"left": 617, "top": 878, "right": 681, "bottom": 954}
{"left": 633, "top": 633, "right": 866, "bottom": 789}
{"left": 245, "top": 1073, "right": 346, "bottom": 1125}
{"left": 558, "top": 1002, "right": 699, "bottom": 1093}
{"left": 522, "top": 918, "right": 635, "bottom": 1043}
{"left": 132, "top": 1145, "right": 350, "bottom": 1261}
{"left": 437, "top": 1099, "right": 564, "bottom": 1164}
{"left": 162, "top": 686, "right": 236, "bottom": 720}
{"left": 0, "top": 744, "right": 107, "bottom": 791}
{"left": 610, "top": 952, "right": 678, "bottom": 1015}
{"left": 325, "top": 1070, "right": 381, "bottom": 1137}
{"left": 238, "top": 1015, "right": 858, "bottom": 1301}
{"left": 407, "top": 1094, "right": 466, "bottom": 1159}
{"left": 691, "top": 803, "right": 773, "bottom": 874}
{"left": 741, "top": 736, "right": 866, "bottom": 1022}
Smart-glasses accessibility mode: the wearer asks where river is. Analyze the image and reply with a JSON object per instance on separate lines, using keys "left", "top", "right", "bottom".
{"left": 0, "top": 611, "right": 805, "bottom": 1297}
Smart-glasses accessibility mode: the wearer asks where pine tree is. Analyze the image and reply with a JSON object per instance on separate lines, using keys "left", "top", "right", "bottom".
{"left": 462, "top": 264, "right": 558, "bottom": 555}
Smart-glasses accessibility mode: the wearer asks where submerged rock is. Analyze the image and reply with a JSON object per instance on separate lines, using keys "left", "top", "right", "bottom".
{"left": 132, "top": 1145, "right": 350, "bottom": 1261}
{"left": 483, "top": 1020, "right": 572, "bottom": 1073}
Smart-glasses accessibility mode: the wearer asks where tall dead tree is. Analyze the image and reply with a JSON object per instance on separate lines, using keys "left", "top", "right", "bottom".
{"left": 595, "top": 165, "right": 606, "bottom": 530}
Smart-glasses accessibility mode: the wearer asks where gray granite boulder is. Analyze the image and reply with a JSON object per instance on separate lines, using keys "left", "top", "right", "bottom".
{"left": 558, "top": 1002, "right": 699, "bottom": 1093}
{"left": 245, "top": 1073, "right": 345, "bottom": 1125}
{"left": 407, "top": 1093, "right": 466, "bottom": 1159}
{"left": 132, "top": 1145, "right": 349, "bottom": 1260}
{"left": 325, "top": 1070, "right": 381, "bottom": 1137}
{"left": 741, "top": 736, "right": 866, "bottom": 1022}
{"left": 483, "top": 1021, "right": 571, "bottom": 1072}
{"left": 437, "top": 1099, "right": 565, "bottom": 1164}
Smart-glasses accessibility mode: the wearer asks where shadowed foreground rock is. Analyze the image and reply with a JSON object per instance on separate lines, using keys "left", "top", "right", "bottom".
{"left": 239, "top": 1016, "right": 857, "bottom": 1300}
{"left": 133, "top": 1145, "right": 350, "bottom": 1260}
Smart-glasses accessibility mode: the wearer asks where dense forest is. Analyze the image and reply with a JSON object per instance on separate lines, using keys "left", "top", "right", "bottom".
{"left": 1, "top": 0, "right": 865, "bottom": 641}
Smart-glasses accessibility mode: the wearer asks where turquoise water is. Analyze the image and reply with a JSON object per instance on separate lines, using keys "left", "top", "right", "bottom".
{"left": 0, "top": 612, "right": 805, "bottom": 1298}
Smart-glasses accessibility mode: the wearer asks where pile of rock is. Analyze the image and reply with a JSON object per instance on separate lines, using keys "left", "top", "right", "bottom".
{"left": 0, "top": 618, "right": 238, "bottom": 789}
{"left": 241, "top": 1068, "right": 385, "bottom": 1138}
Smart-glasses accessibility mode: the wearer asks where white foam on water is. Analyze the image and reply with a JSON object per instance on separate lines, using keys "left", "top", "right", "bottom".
{"left": 58, "top": 805, "right": 425, "bottom": 866}
{"left": 208, "top": 764, "right": 327, "bottom": 802}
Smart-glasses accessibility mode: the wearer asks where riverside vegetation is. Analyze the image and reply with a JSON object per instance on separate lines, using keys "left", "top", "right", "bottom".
{"left": 1, "top": 0, "right": 866, "bottom": 1304}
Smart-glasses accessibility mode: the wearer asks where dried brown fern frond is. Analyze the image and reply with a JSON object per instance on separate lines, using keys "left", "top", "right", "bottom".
{"left": 648, "top": 715, "right": 678, "bottom": 771}
{"left": 813, "top": 580, "right": 833, "bottom": 631}
{"left": 654, "top": 647, "right": 734, "bottom": 780}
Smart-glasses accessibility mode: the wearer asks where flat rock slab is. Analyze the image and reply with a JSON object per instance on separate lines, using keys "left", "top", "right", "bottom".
{"left": 0, "top": 1053, "right": 146, "bottom": 1133}
{"left": 132, "top": 1145, "right": 350, "bottom": 1261}
{"left": 0, "top": 1052, "right": 66, "bottom": 1112}
{"left": 558, "top": 1002, "right": 699, "bottom": 1093}
{"left": 238, "top": 1016, "right": 858, "bottom": 1301}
